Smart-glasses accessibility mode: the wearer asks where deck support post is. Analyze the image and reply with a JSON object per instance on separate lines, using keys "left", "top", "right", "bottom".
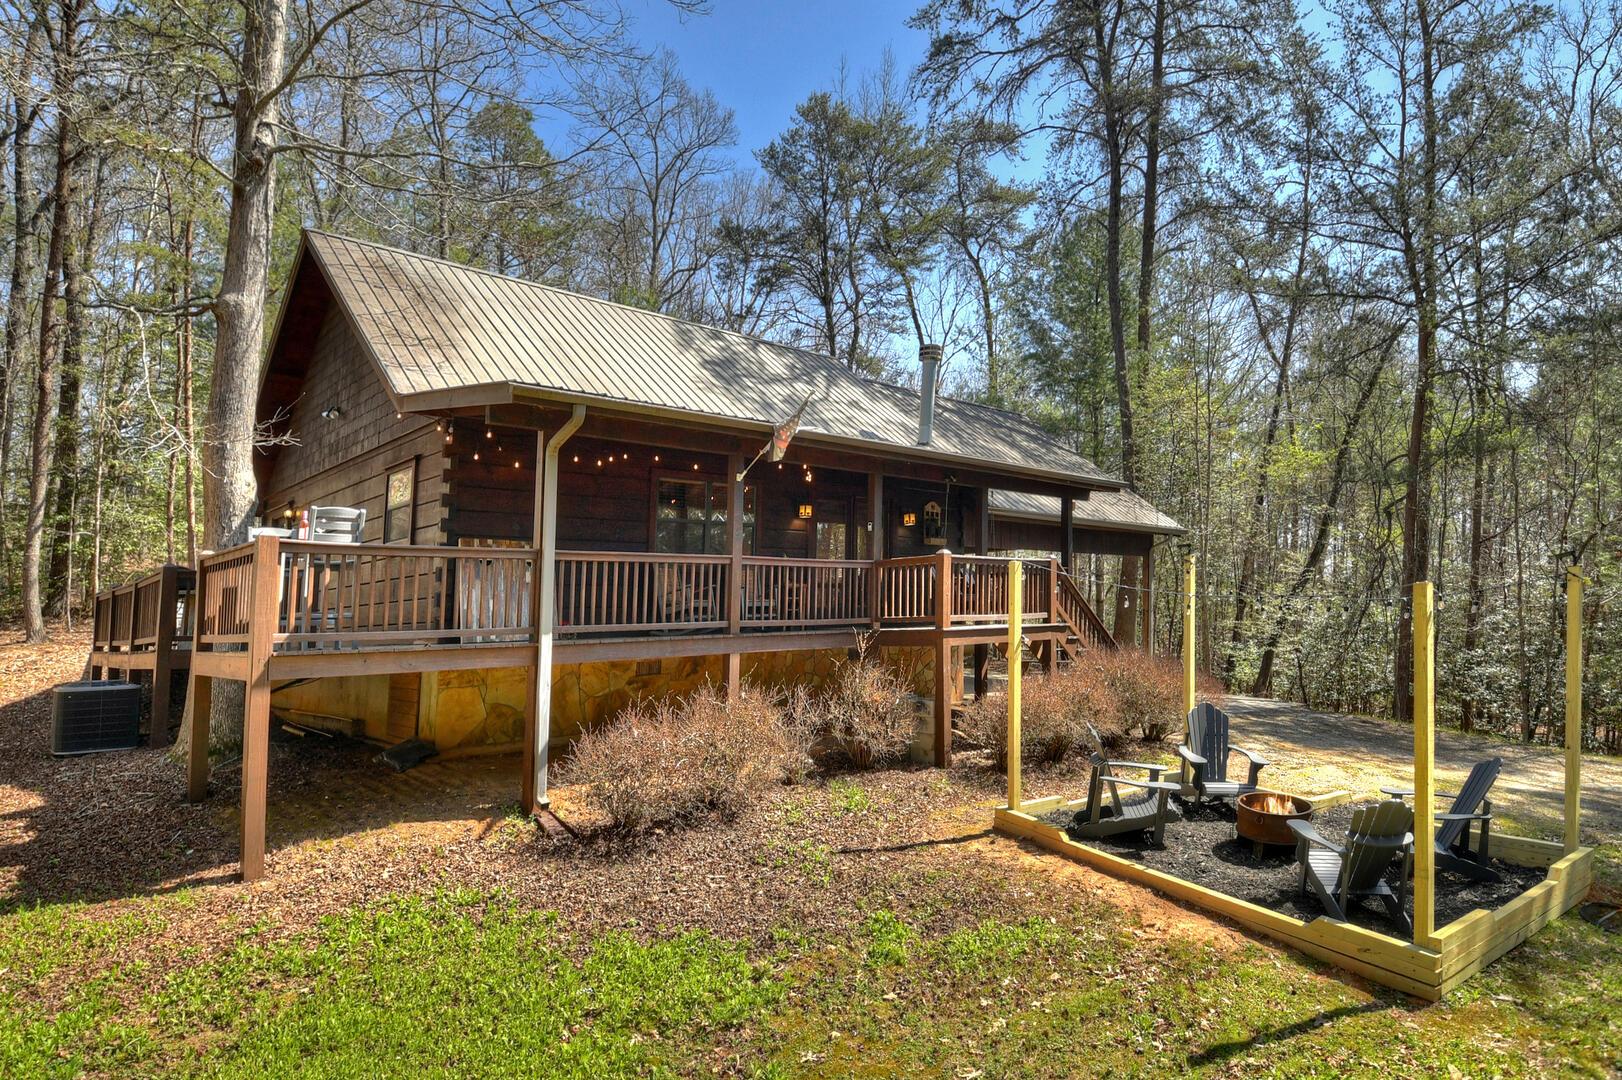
{"left": 1413, "top": 579, "right": 1437, "bottom": 945}
{"left": 1564, "top": 565, "right": 1583, "bottom": 853}
{"left": 525, "top": 405, "right": 585, "bottom": 815}
{"left": 241, "top": 534, "right": 281, "bottom": 882}
{"left": 185, "top": 556, "right": 211, "bottom": 802}
{"left": 725, "top": 452, "right": 745, "bottom": 698}
{"left": 149, "top": 566, "right": 180, "bottom": 748}
{"left": 1006, "top": 558, "right": 1022, "bottom": 809}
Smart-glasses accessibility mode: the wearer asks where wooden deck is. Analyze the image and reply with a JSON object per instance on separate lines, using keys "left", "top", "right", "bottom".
{"left": 87, "top": 564, "right": 196, "bottom": 748}
{"left": 88, "top": 538, "right": 1114, "bottom": 882}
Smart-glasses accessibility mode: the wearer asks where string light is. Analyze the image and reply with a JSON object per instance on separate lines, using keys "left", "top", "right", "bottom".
{"left": 473, "top": 450, "right": 480, "bottom": 461}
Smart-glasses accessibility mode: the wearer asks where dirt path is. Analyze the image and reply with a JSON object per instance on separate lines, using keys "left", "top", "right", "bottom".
{"left": 1221, "top": 695, "right": 1621, "bottom": 844}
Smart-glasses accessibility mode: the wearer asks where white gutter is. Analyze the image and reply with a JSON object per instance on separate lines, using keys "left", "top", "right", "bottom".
{"left": 531, "top": 403, "right": 586, "bottom": 809}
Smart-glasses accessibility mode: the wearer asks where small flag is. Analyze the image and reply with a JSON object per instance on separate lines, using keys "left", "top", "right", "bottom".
{"left": 738, "top": 392, "right": 814, "bottom": 481}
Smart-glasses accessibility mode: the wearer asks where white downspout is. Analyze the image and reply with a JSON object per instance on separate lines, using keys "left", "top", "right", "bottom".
{"left": 532, "top": 403, "right": 586, "bottom": 808}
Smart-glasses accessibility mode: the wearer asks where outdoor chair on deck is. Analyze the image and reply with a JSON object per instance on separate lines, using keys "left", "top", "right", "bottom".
{"left": 306, "top": 505, "right": 365, "bottom": 544}
{"left": 1178, "top": 702, "right": 1269, "bottom": 805}
{"left": 1289, "top": 799, "right": 1415, "bottom": 934}
{"left": 1070, "top": 751, "right": 1182, "bottom": 847}
{"left": 1431, "top": 757, "right": 1503, "bottom": 883}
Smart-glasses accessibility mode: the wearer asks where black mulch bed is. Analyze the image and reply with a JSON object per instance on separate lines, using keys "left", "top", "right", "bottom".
{"left": 1039, "top": 797, "right": 1546, "bottom": 938}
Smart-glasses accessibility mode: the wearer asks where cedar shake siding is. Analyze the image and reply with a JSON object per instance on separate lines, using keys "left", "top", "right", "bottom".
{"left": 262, "top": 304, "right": 444, "bottom": 545}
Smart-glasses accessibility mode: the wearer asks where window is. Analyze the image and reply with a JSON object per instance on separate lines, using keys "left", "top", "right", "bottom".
{"left": 654, "top": 479, "right": 754, "bottom": 554}
{"left": 384, "top": 460, "right": 416, "bottom": 543}
{"left": 815, "top": 521, "right": 847, "bottom": 560}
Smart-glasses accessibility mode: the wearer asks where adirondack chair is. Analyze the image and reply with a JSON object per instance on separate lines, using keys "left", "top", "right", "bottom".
{"left": 1070, "top": 751, "right": 1183, "bottom": 847}
{"left": 1177, "top": 702, "right": 1269, "bottom": 804}
{"left": 1431, "top": 758, "right": 1503, "bottom": 883}
{"left": 1289, "top": 800, "right": 1415, "bottom": 935}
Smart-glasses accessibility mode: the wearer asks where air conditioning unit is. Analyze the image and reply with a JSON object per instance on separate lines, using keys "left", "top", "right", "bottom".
{"left": 51, "top": 682, "right": 142, "bottom": 756}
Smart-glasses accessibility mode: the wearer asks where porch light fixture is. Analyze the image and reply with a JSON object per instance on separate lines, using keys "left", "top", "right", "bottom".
{"left": 903, "top": 511, "right": 918, "bottom": 527}
{"left": 319, "top": 405, "right": 343, "bottom": 419}
{"left": 798, "top": 504, "right": 813, "bottom": 519}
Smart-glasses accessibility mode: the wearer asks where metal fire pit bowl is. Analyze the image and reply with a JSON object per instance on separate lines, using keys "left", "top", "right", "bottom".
{"left": 1235, "top": 791, "right": 1315, "bottom": 851}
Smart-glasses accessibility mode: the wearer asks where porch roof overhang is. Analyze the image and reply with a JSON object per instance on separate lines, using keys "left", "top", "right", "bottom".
{"left": 987, "top": 488, "right": 1186, "bottom": 537}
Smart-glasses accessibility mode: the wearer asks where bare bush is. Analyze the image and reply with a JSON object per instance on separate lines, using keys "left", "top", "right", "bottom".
{"left": 1092, "top": 649, "right": 1192, "bottom": 743}
{"left": 819, "top": 645, "right": 917, "bottom": 769}
{"left": 958, "top": 662, "right": 1126, "bottom": 768}
{"left": 564, "top": 685, "right": 801, "bottom": 832}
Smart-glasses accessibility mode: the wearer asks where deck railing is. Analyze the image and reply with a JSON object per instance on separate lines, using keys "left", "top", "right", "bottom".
{"left": 91, "top": 564, "right": 196, "bottom": 656}
{"left": 187, "top": 541, "right": 1110, "bottom": 652}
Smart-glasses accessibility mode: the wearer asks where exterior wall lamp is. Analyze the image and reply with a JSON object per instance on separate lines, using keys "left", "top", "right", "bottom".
{"left": 798, "top": 504, "right": 814, "bottom": 519}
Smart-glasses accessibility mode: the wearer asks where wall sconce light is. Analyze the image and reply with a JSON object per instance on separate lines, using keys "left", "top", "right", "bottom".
{"left": 319, "top": 405, "right": 343, "bottom": 420}
{"left": 902, "top": 511, "right": 918, "bottom": 527}
{"left": 798, "top": 504, "right": 814, "bottom": 519}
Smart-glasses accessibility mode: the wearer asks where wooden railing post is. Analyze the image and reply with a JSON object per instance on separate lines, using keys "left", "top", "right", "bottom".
{"left": 868, "top": 471, "right": 884, "bottom": 627}
{"left": 935, "top": 550, "right": 952, "bottom": 630}
{"left": 148, "top": 566, "right": 180, "bottom": 748}
{"left": 240, "top": 534, "right": 281, "bottom": 882}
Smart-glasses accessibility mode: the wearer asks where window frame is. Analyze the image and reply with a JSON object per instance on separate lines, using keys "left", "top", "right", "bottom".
{"left": 650, "top": 474, "right": 755, "bottom": 555}
{"left": 383, "top": 457, "right": 417, "bottom": 544}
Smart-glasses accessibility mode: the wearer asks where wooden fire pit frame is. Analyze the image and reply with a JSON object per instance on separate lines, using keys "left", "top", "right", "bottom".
{"left": 991, "top": 560, "right": 1597, "bottom": 1002}
{"left": 993, "top": 794, "right": 1594, "bottom": 1001}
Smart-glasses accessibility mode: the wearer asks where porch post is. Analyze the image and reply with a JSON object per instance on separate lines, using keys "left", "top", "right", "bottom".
{"left": 867, "top": 471, "right": 883, "bottom": 628}
{"left": 1059, "top": 494, "right": 1074, "bottom": 574}
{"left": 973, "top": 488, "right": 990, "bottom": 698}
{"left": 522, "top": 429, "right": 546, "bottom": 814}
{"left": 1140, "top": 544, "right": 1154, "bottom": 654}
{"left": 725, "top": 452, "right": 745, "bottom": 697}
{"left": 933, "top": 550, "right": 953, "bottom": 766}
{"left": 241, "top": 534, "right": 281, "bottom": 882}
{"left": 526, "top": 405, "right": 585, "bottom": 815}
{"left": 149, "top": 566, "right": 180, "bottom": 748}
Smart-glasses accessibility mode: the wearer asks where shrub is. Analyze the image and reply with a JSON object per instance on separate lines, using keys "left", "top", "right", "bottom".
{"left": 1090, "top": 648, "right": 1204, "bottom": 743}
{"left": 958, "top": 664, "right": 1124, "bottom": 768}
{"left": 564, "top": 685, "right": 802, "bottom": 833}
{"left": 819, "top": 651, "right": 917, "bottom": 769}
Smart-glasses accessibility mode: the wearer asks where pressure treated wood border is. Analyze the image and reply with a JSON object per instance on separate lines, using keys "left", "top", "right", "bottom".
{"left": 992, "top": 804, "right": 1594, "bottom": 1001}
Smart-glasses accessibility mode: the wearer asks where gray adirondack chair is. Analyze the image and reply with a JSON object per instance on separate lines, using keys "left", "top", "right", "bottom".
{"left": 1432, "top": 758, "right": 1503, "bottom": 883}
{"left": 1289, "top": 800, "right": 1415, "bottom": 935}
{"left": 1177, "top": 703, "right": 1268, "bottom": 804}
{"left": 1070, "top": 752, "right": 1183, "bottom": 846}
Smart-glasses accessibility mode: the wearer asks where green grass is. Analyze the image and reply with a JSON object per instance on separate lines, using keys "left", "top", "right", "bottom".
{"left": 828, "top": 778, "right": 872, "bottom": 814}
{"left": 1, "top": 887, "right": 1617, "bottom": 1078}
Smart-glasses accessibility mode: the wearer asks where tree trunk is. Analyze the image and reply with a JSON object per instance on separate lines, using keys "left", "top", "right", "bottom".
{"left": 22, "top": 3, "right": 80, "bottom": 642}
{"left": 183, "top": 0, "right": 288, "bottom": 753}
{"left": 1, "top": 18, "right": 44, "bottom": 600}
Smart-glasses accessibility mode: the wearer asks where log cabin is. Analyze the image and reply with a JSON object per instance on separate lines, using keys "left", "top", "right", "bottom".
{"left": 88, "top": 229, "right": 1183, "bottom": 880}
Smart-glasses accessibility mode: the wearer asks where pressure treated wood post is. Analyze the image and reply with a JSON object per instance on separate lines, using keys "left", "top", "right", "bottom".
{"left": 1565, "top": 565, "right": 1583, "bottom": 853}
{"left": 240, "top": 534, "right": 281, "bottom": 882}
{"left": 148, "top": 566, "right": 180, "bottom": 748}
{"left": 1182, "top": 554, "right": 1197, "bottom": 719}
{"left": 1413, "top": 579, "right": 1436, "bottom": 945}
{"left": 1140, "top": 545, "right": 1154, "bottom": 654}
{"left": 1007, "top": 557, "right": 1023, "bottom": 810}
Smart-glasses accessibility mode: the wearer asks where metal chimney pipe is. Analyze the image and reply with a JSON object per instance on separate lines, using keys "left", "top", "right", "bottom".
{"left": 917, "top": 343, "right": 942, "bottom": 445}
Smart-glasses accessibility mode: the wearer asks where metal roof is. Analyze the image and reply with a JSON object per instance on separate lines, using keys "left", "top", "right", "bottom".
{"left": 988, "top": 488, "right": 1185, "bottom": 536}
{"left": 301, "top": 230, "right": 1122, "bottom": 489}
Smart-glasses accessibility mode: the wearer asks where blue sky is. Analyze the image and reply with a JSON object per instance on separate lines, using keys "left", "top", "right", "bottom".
{"left": 624, "top": 0, "right": 935, "bottom": 164}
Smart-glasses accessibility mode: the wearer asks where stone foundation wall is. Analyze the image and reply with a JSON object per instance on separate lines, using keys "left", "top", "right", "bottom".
{"left": 268, "top": 642, "right": 965, "bottom": 753}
